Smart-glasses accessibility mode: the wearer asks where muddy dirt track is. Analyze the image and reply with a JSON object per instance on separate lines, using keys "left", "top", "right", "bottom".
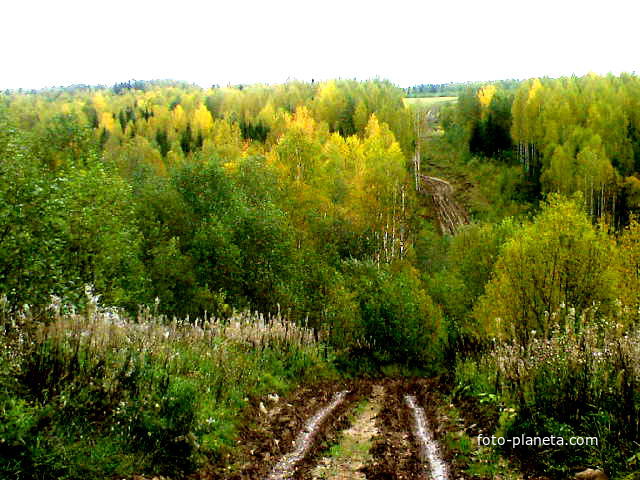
{"left": 420, "top": 175, "right": 470, "bottom": 235}
{"left": 196, "top": 378, "right": 467, "bottom": 480}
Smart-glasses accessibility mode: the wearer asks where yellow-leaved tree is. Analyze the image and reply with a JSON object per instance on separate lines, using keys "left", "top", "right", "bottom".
{"left": 474, "top": 195, "right": 617, "bottom": 344}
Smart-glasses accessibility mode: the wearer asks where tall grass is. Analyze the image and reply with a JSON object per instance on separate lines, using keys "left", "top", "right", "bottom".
{"left": 455, "top": 310, "right": 640, "bottom": 476}
{"left": 0, "top": 289, "right": 334, "bottom": 479}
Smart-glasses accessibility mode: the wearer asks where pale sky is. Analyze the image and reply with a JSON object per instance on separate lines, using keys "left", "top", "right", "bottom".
{"left": 2, "top": 0, "right": 638, "bottom": 90}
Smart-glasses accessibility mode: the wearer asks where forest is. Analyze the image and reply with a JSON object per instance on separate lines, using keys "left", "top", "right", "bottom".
{"left": 0, "top": 74, "right": 639, "bottom": 479}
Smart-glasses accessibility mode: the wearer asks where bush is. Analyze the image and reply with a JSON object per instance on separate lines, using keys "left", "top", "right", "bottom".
{"left": 343, "top": 260, "right": 448, "bottom": 369}
{"left": 474, "top": 195, "right": 617, "bottom": 343}
{"left": 424, "top": 219, "right": 517, "bottom": 351}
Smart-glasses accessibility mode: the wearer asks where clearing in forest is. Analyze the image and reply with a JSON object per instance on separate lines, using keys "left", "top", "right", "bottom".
{"left": 403, "top": 96, "right": 458, "bottom": 107}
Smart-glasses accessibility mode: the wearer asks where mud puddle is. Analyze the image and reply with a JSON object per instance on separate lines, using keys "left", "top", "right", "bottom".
{"left": 268, "top": 390, "right": 349, "bottom": 480}
{"left": 405, "top": 394, "right": 448, "bottom": 480}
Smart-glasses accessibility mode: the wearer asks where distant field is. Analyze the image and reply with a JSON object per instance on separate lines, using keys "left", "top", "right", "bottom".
{"left": 403, "top": 96, "right": 458, "bottom": 107}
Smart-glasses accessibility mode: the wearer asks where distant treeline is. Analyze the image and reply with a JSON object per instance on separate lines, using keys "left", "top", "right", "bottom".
{"left": 3, "top": 79, "right": 203, "bottom": 96}
{"left": 405, "top": 79, "right": 521, "bottom": 97}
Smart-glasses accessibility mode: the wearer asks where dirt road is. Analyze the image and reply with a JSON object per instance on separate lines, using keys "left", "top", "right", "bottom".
{"left": 202, "top": 379, "right": 463, "bottom": 479}
{"left": 419, "top": 174, "right": 470, "bottom": 235}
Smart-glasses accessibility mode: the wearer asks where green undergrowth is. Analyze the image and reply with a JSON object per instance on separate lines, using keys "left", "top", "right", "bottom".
{"left": 453, "top": 319, "right": 640, "bottom": 479}
{"left": 0, "top": 295, "right": 336, "bottom": 479}
{"left": 439, "top": 395, "right": 521, "bottom": 479}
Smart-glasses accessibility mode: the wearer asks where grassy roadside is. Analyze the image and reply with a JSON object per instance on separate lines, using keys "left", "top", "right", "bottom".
{"left": 438, "top": 397, "right": 522, "bottom": 478}
{"left": 0, "top": 292, "right": 336, "bottom": 480}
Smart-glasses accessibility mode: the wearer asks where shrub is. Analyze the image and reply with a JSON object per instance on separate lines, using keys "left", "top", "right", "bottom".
{"left": 474, "top": 195, "right": 617, "bottom": 343}
{"left": 456, "top": 316, "right": 640, "bottom": 476}
{"left": 343, "top": 260, "right": 448, "bottom": 369}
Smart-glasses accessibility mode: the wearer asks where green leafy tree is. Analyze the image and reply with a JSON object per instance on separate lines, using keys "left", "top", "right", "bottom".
{"left": 34, "top": 113, "right": 97, "bottom": 169}
{"left": 345, "top": 260, "right": 447, "bottom": 368}
{"left": 474, "top": 195, "right": 617, "bottom": 343}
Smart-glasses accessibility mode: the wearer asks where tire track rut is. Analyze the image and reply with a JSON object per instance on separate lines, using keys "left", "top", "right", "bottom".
{"left": 267, "top": 379, "right": 454, "bottom": 479}
{"left": 362, "top": 380, "right": 425, "bottom": 479}
{"left": 268, "top": 390, "right": 349, "bottom": 480}
{"left": 405, "top": 394, "right": 448, "bottom": 480}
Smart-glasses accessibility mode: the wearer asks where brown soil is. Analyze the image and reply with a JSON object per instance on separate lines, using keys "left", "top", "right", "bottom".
{"left": 310, "top": 384, "right": 386, "bottom": 479}
{"left": 294, "top": 381, "right": 373, "bottom": 479}
{"left": 193, "top": 377, "right": 534, "bottom": 480}
{"left": 362, "top": 378, "right": 484, "bottom": 480}
{"left": 194, "top": 380, "right": 371, "bottom": 480}
{"left": 409, "top": 378, "right": 472, "bottom": 479}
{"left": 420, "top": 175, "right": 470, "bottom": 235}
{"left": 361, "top": 380, "right": 426, "bottom": 479}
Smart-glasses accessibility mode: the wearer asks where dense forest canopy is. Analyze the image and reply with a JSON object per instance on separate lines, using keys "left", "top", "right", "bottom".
{"left": 446, "top": 73, "right": 640, "bottom": 225}
{"left": 0, "top": 78, "right": 430, "bottom": 357}
{"left": 3, "top": 73, "right": 640, "bottom": 338}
